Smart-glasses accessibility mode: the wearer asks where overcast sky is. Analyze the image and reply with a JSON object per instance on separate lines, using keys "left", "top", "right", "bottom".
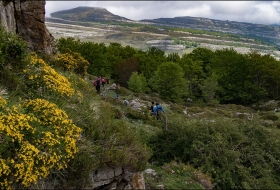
{"left": 45, "top": 1, "right": 280, "bottom": 25}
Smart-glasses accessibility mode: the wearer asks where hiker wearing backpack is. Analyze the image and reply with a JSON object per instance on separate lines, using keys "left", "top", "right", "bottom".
{"left": 115, "top": 93, "right": 120, "bottom": 101}
{"left": 101, "top": 77, "right": 107, "bottom": 88}
{"left": 93, "top": 76, "right": 101, "bottom": 94}
{"left": 154, "top": 103, "right": 168, "bottom": 130}
{"left": 150, "top": 102, "right": 155, "bottom": 116}
{"left": 153, "top": 103, "right": 165, "bottom": 120}
{"left": 123, "top": 98, "right": 129, "bottom": 106}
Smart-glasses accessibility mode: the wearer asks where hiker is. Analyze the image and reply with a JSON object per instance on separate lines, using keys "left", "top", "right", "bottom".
{"left": 123, "top": 98, "right": 129, "bottom": 106}
{"left": 150, "top": 101, "right": 155, "bottom": 116}
{"left": 115, "top": 94, "right": 120, "bottom": 101}
{"left": 101, "top": 77, "right": 107, "bottom": 88}
{"left": 93, "top": 76, "right": 101, "bottom": 94}
{"left": 154, "top": 103, "right": 165, "bottom": 120}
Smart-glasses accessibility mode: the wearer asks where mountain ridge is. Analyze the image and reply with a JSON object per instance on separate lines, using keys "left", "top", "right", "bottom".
{"left": 141, "top": 16, "right": 280, "bottom": 46}
{"left": 50, "top": 6, "right": 131, "bottom": 22}
{"left": 49, "top": 6, "right": 280, "bottom": 47}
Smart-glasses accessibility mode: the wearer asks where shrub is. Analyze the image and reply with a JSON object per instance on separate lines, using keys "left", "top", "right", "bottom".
{"left": 55, "top": 50, "right": 89, "bottom": 77}
{"left": 0, "top": 87, "right": 8, "bottom": 109}
{"left": 115, "top": 87, "right": 132, "bottom": 96}
{"left": 23, "top": 53, "right": 76, "bottom": 98}
{"left": 260, "top": 114, "right": 278, "bottom": 121}
{"left": 0, "top": 26, "right": 27, "bottom": 68}
{"left": 0, "top": 27, "right": 28, "bottom": 91}
{"left": 126, "top": 107, "right": 149, "bottom": 120}
{"left": 148, "top": 116, "right": 280, "bottom": 189}
{"left": 128, "top": 71, "right": 148, "bottom": 93}
{"left": 0, "top": 98, "right": 82, "bottom": 188}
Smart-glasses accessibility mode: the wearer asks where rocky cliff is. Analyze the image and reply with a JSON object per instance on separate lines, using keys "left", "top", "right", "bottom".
{"left": 0, "top": 0, "right": 54, "bottom": 54}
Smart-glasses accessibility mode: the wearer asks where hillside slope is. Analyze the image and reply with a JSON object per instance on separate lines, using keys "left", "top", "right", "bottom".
{"left": 50, "top": 6, "right": 131, "bottom": 22}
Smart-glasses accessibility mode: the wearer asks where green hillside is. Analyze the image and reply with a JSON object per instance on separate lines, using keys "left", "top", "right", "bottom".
{"left": 0, "top": 27, "right": 280, "bottom": 189}
{"left": 46, "top": 16, "right": 280, "bottom": 60}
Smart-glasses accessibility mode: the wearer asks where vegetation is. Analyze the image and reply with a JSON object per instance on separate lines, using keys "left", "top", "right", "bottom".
{"left": 57, "top": 37, "right": 280, "bottom": 105}
{"left": 128, "top": 71, "right": 149, "bottom": 93}
{"left": 0, "top": 28, "right": 150, "bottom": 189}
{"left": 148, "top": 115, "right": 280, "bottom": 189}
{"left": 1, "top": 25, "right": 280, "bottom": 189}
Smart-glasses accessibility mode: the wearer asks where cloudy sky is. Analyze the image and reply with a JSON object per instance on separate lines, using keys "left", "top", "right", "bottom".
{"left": 45, "top": 1, "right": 280, "bottom": 25}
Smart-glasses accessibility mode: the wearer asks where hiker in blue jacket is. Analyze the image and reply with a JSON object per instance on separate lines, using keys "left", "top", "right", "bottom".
{"left": 153, "top": 103, "right": 165, "bottom": 120}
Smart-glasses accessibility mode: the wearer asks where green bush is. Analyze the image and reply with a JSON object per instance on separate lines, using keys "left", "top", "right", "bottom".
{"left": 148, "top": 116, "right": 280, "bottom": 189}
{"left": 125, "top": 107, "right": 149, "bottom": 120}
{"left": 115, "top": 86, "right": 132, "bottom": 96}
{"left": 128, "top": 71, "right": 148, "bottom": 93}
{"left": 260, "top": 114, "right": 278, "bottom": 121}
{"left": 0, "top": 27, "right": 28, "bottom": 68}
{"left": 0, "top": 27, "right": 28, "bottom": 91}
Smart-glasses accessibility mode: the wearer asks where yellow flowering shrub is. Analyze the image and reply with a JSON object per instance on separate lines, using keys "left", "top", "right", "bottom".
{"left": 0, "top": 87, "right": 8, "bottom": 109}
{"left": 55, "top": 51, "right": 89, "bottom": 77}
{"left": 0, "top": 97, "right": 6, "bottom": 108}
{"left": 0, "top": 98, "right": 82, "bottom": 188}
{"left": 56, "top": 53, "right": 76, "bottom": 71}
{"left": 23, "top": 53, "right": 75, "bottom": 97}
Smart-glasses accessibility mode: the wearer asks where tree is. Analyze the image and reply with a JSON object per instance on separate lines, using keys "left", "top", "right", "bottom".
{"left": 80, "top": 42, "right": 108, "bottom": 76}
{"left": 179, "top": 54, "right": 205, "bottom": 99}
{"left": 137, "top": 47, "right": 167, "bottom": 79}
{"left": 244, "top": 51, "right": 280, "bottom": 100}
{"left": 150, "top": 62, "right": 188, "bottom": 103}
{"left": 188, "top": 47, "right": 215, "bottom": 75}
{"left": 115, "top": 57, "right": 140, "bottom": 88}
{"left": 56, "top": 37, "right": 82, "bottom": 53}
{"left": 128, "top": 71, "right": 148, "bottom": 93}
{"left": 199, "top": 73, "right": 219, "bottom": 103}
{"left": 167, "top": 52, "right": 180, "bottom": 63}
{"left": 211, "top": 48, "right": 249, "bottom": 104}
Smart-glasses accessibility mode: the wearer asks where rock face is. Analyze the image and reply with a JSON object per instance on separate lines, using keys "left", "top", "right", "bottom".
{"left": 88, "top": 166, "right": 145, "bottom": 189}
{"left": 0, "top": 1, "right": 16, "bottom": 33}
{"left": 0, "top": 0, "right": 54, "bottom": 54}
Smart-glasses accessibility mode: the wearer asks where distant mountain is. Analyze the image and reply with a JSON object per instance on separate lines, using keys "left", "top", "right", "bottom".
{"left": 50, "top": 6, "right": 131, "bottom": 22}
{"left": 49, "top": 6, "right": 280, "bottom": 47}
{"left": 141, "top": 16, "right": 280, "bottom": 46}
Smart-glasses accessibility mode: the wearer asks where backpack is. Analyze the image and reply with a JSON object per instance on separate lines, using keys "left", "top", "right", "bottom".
{"left": 123, "top": 100, "right": 128, "bottom": 106}
{"left": 93, "top": 80, "right": 97, "bottom": 86}
{"left": 157, "top": 106, "right": 163, "bottom": 114}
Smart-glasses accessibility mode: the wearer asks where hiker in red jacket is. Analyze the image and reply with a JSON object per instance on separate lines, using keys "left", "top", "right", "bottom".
{"left": 93, "top": 76, "right": 101, "bottom": 93}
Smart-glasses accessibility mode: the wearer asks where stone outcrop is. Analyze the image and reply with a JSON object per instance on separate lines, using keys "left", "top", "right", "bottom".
{"left": 0, "top": 0, "right": 54, "bottom": 54}
{"left": 87, "top": 166, "right": 145, "bottom": 189}
{"left": 0, "top": 1, "right": 16, "bottom": 33}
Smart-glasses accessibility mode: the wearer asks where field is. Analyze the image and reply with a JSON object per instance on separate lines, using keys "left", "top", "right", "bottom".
{"left": 46, "top": 21, "right": 280, "bottom": 59}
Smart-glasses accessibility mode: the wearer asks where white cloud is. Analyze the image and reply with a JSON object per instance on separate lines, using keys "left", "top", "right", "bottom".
{"left": 45, "top": 1, "right": 280, "bottom": 25}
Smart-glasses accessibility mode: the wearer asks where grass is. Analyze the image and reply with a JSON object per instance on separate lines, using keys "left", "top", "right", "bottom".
{"left": 144, "top": 161, "right": 210, "bottom": 189}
